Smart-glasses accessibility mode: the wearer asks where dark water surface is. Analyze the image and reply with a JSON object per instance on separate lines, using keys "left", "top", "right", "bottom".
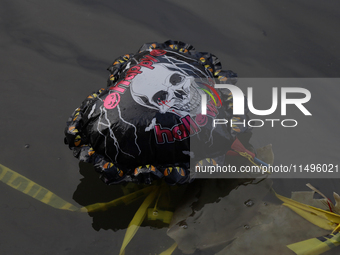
{"left": 1, "top": 0, "right": 340, "bottom": 254}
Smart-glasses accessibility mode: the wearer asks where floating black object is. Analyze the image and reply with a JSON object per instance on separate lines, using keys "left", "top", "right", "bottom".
{"left": 65, "top": 40, "right": 250, "bottom": 185}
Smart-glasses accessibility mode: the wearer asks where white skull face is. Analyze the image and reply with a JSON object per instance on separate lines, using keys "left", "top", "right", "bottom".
{"left": 130, "top": 64, "right": 202, "bottom": 117}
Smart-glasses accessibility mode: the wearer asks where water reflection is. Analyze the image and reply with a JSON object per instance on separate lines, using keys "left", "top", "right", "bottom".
{"left": 168, "top": 178, "right": 268, "bottom": 254}
{"left": 73, "top": 162, "right": 187, "bottom": 231}
{"left": 168, "top": 177, "right": 331, "bottom": 254}
{"left": 73, "top": 162, "right": 334, "bottom": 255}
{"left": 73, "top": 162, "right": 139, "bottom": 231}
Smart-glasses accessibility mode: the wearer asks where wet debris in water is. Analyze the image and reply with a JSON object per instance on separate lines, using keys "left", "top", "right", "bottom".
{"left": 24, "top": 144, "right": 30, "bottom": 149}
{"left": 178, "top": 220, "right": 188, "bottom": 229}
{"left": 244, "top": 199, "right": 254, "bottom": 207}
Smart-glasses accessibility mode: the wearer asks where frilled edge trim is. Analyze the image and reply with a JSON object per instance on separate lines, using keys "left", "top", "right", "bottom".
{"left": 107, "top": 40, "right": 237, "bottom": 87}
{"left": 64, "top": 88, "right": 193, "bottom": 185}
{"left": 65, "top": 40, "right": 242, "bottom": 185}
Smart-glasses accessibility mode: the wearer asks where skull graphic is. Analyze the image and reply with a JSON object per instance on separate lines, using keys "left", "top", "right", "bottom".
{"left": 130, "top": 63, "right": 204, "bottom": 117}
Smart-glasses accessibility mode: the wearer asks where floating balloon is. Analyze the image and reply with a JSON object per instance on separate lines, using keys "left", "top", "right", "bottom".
{"left": 64, "top": 40, "right": 252, "bottom": 185}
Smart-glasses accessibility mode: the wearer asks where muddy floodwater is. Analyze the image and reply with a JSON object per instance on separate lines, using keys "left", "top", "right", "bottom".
{"left": 1, "top": 0, "right": 340, "bottom": 254}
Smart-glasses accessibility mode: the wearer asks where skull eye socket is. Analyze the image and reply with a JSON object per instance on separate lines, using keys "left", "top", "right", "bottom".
{"left": 152, "top": 90, "right": 169, "bottom": 104}
{"left": 169, "top": 73, "right": 185, "bottom": 85}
